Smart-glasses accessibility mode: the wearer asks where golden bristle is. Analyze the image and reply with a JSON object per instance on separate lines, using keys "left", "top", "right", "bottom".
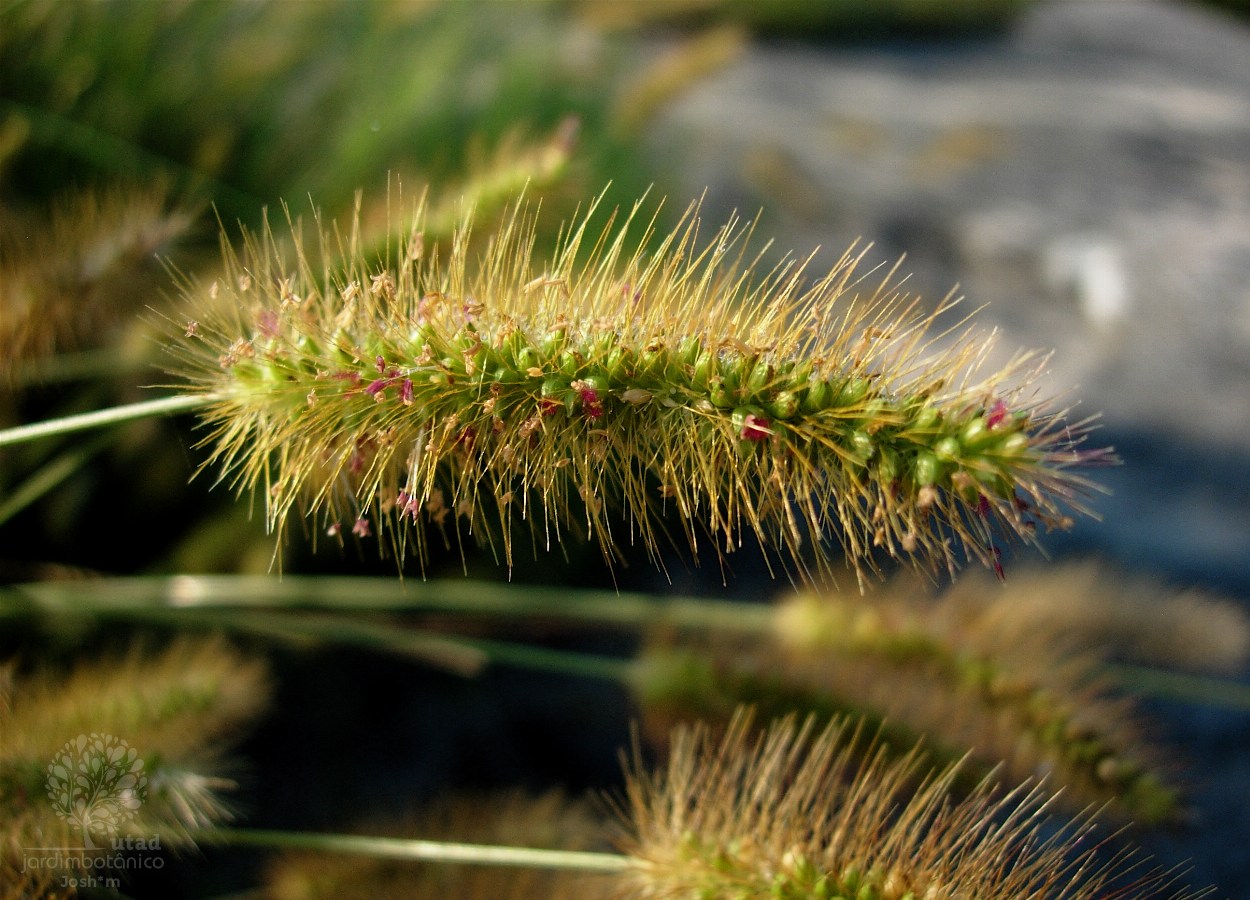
{"left": 635, "top": 566, "right": 1184, "bottom": 823}
{"left": 945, "top": 562, "right": 1250, "bottom": 675}
{"left": 774, "top": 577, "right": 1181, "bottom": 823}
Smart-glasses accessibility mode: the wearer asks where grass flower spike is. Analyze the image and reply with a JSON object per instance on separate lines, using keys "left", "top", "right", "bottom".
{"left": 168, "top": 191, "right": 1109, "bottom": 579}
{"left": 1, "top": 184, "right": 190, "bottom": 378}
{"left": 1, "top": 636, "right": 268, "bottom": 885}
{"left": 637, "top": 569, "right": 1183, "bottom": 824}
{"left": 617, "top": 710, "right": 1199, "bottom": 899}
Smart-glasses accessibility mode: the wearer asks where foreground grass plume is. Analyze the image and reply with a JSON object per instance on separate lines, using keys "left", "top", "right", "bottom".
{"left": 231, "top": 708, "right": 1205, "bottom": 899}
{"left": 616, "top": 709, "right": 1201, "bottom": 899}
{"left": 0, "top": 634, "right": 268, "bottom": 883}
{"left": 165, "top": 189, "right": 1110, "bottom": 580}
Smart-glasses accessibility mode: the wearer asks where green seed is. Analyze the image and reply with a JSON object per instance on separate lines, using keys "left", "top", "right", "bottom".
{"left": 745, "top": 358, "right": 772, "bottom": 395}
{"left": 499, "top": 330, "right": 527, "bottom": 361}
{"left": 876, "top": 447, "right": 900, "bottom": 481}
{"left": 709, "top": 378, "right": 734, "bottom": 409}
{"left": 558, "top": 349, "right": 582, "bottom": 378}
{"left": 581, "top": 375, "right": 608, "bottom": 396}
{"left": 834, "top": 377, "right": 869, "bottom": 407}
{"left": 603, "top": 346, "right": 630, "bottom": 382}
{"left": 914, "top": 452, "right": 941, "bottom": 487}
{"left": 802, "top": 379, "right": 832, "bottom": 414}
{"left": 541, "top": 377, "right": 567, "bottom": 398}
{"left": 731, "top": 406, "right": 766, "bottom": 436}
{"left": 637, "top": 345, "right": 666, "bottom": 378}
{"left": 453, "top": 328, "right": 481, "bottom": 353}
{"left": 910, "top": 406, "right": 940, "bottom": 432}
{"left": 851, "top": 429, "right": 874, "bottom": 464}
{"left": 934, "top": 436, "right": 960, "bottom": 461}
{"left": 768, "top": 390, "right": 799, "bottom": 420}
{"left": 786, "top": 358, "right": 811, "bottom": 383}
{"left": 960, "top": 416, "right": 989, "bottom": 448}
{"left": 678, "top": 334, "right": 702, "bottom": 366}
{"left": 998, "top": 432, "right": 1030, "bottom": 456}
{"left": 539, "top": 326, "right": 567, "bottom": 358}
{"left": 513, "top": 346, "right": 539, "bottom": 372}
{"left": 408, "top": 323, "right": 438, "bottom": 352}
{"left": 590, "top": 331, "right": 619, "bottom": 359}
{"left": 855, "top": 399, "right": 893, "bottom": 428}
{"left": 693, "top": 350, "right": 718, "bottom": 389}
{"left": 841, "top": 865, "right": 861, "bottom": 891}
{"left": 719, "top": 359, "right": 741, "bottom": 395}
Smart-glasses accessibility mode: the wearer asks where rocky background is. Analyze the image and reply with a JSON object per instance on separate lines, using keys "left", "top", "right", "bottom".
{"left": 645, "top": 0, "right": 1250, "bottom": 892}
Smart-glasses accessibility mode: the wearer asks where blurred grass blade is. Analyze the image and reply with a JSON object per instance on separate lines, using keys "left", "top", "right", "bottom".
{"left": 0, "top": 433, "right": 111, "bottom": 526}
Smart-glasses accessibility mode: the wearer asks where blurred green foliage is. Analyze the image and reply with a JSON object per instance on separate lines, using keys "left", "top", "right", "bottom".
{"left": 571, "top": 0, "right": 1031, "bottom": 39}
{"left": 0, "top": 0, "right": 653, "bottom": 224}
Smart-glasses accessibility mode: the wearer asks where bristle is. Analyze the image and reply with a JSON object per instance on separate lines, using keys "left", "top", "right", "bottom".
{"left": 947, "top": 562, "right": 1250, "bottom": 675}
{"left": 352, "top": 117, "right": 582, "bottom": 263}
{"left": 166, "top": 191, "right": 1111, "bottom": 580}
{"left": 0, "top": 852, "right": 65, "bottom": 900}
{"left": 613, "top": 24, "right": 748, "bottom": 133}
{"left": 2, "top": 634, "right": 268, "bottom": 767}
{"left": 615, "top": 709, "right": 1203, "bottom": 899}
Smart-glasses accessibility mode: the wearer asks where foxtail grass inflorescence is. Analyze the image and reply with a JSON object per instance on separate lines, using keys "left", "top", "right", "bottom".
{"left": 1, "top": 636, "right": 268, "bottom": 886}
{"left": 1, "top": 184, "right": 191, "bottom": 380}
{"left": 635, "top": 567, "right": 1184, "bottom": 824}
{"left": 230, "top": 708, "right": 1206, "bottom": 899}
{"left": 942, "top": 562, "right": 1250, "bottom": 675}
{"left": 166, "top": 190, "right": 1111, "bottom": 580}
{"left": 615, "top": 709, "right": 1202, "bottom": 899}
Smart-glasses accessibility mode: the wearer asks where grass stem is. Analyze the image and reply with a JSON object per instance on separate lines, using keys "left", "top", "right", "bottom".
{"left": 0, "top": 393, "right": 211, "bottom": 448}
{"left": 216, "top": 828, "right": 632, "bottom": 872}
{"left": 5, "top": 576, "right": 1247, "bottom": 710}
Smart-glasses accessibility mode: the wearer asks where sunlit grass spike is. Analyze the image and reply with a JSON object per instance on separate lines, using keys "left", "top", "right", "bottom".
{"left": 166, "top": 189, "right": 1112, "bottom": 581}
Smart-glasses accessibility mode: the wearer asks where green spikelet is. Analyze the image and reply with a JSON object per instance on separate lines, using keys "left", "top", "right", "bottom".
{"left": 167, "top": 190, "right": 1111, "bottom": 580}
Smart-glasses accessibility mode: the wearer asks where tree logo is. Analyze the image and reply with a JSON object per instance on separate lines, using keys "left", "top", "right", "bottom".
{"left": 46, "top": 733, "right": 148, "bottom": 848}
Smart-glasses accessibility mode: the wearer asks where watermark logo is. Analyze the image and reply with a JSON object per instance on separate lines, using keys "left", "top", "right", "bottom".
{"left": 21, "top": 734, "right": 163, "bottom": 891}
{"left": 45, "top": 733, "right": 148, "bottom": 850}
